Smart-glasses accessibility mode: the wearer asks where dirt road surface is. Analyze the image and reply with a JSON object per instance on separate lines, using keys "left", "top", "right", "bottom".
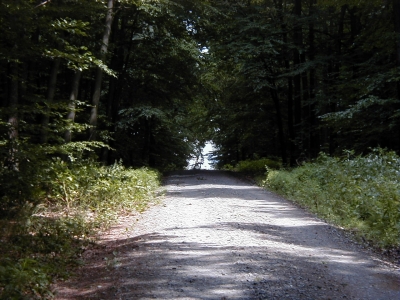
{"left": 54, "top": 170, "right": 400, "bottom": 300}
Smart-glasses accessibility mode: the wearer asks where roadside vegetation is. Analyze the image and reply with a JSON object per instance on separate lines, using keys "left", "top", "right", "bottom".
{"left": 224, "top": 149, "right": 400, "bottom": 249}
{"left": 2, "top": 0, "right": 400, "bottom": 298}
{"left": 222, "top": 158, "right": 281, "bottom": 174}
{"left": 0, "top": 154, "right": 160, "bottom": 299}
{"left": 0, "top": 1, "right": 201, "bottom": 298}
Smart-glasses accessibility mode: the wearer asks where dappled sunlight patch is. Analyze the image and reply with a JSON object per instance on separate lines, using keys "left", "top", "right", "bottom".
{"left": 0, "top": 161, "right": 161, "bottom": 299}
{"left": 53, "top": 170, "right": 400, "bottom": 299}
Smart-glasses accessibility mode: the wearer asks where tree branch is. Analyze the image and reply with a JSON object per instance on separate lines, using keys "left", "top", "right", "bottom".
{"left": 34, "top": 0, "right": 51, "bottom": 9}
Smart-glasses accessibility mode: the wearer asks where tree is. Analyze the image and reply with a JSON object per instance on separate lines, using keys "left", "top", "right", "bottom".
{"left": 204, "top": 0, "right": 400, "bottom": 167}
{"left": 89, "top": 0, "right": 116, "bottom": 141}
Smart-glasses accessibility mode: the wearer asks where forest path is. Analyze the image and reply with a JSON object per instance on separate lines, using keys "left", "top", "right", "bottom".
{"left": 55, "top": 170, "right": 400, "bottom": 300}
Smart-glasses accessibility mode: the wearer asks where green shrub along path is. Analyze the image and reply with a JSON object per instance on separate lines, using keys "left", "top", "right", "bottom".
{"left": 223, "top": 149, "right": 400, "bottom": 252}
{"left": 54, "top": 170, "right": 399, "bottom": 300}
{"left": 0, "top": 161, "right": 160, "bottom": 299}
{"left": 2, "top": 1, "right": 400, "bottom": 298}
{"left": 264, "top": 149, "right": 400, "bottom": 250}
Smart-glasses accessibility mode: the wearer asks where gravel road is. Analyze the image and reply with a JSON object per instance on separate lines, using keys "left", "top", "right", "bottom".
{"left": 55, "top": 170, "right": 400, "bottom": 300}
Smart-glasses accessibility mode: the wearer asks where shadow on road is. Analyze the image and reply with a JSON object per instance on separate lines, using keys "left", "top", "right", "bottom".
{"left": 55, "top": 170, "right": 400, "bottom": 300}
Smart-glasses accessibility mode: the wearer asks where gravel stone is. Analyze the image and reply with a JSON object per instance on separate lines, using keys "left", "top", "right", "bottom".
{"left": 54, "top": 170, "right": 400, "bottom": 300}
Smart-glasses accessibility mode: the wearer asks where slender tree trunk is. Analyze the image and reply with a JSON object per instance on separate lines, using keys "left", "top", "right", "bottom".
{"left": 103, "top": 14, "right": 121, "bottom": 163}
{"left": 105, "top": 12, "right": 121, "bottom": 119}
{"left": 393, "top": 0, "right": 400, "bottom": 66}
{"left": 20, "top": 62, "right": 28, "bottom": 107}
{"left": 111, "top": 17, "right": 136, "bottom": 123}
{"left": 300, "top": 53, "right": 309, "bottom": 157}
{"left": 149, "top": 128, "right": 156, "bottom": 167}
{"left": 235, "top": 139, "right": 240, "bottom": 164}
{"left": 328, "top": 4, "right": 346, "bottom": 155}
{"left": 321, "top": 14, "right": 332, "bottom": 154}
{"left": 0, "top": 67, "right": 8, "bottom": 108}
{"left": 102, "top": 12, "right": 139, "bottom": 164}
{"left": 336, "top": 5, "right": 346, "bottom": 63}
{"left": 8, "top": 62, "right": 19, "bottom": 170}
{"left": 287, "top": 75, "right": 295, "bottom": 166}
{"left": 349, "top": 7, "right": 361, "bottom": 81}
{"left": 392, "top": 0, "right": 400, "bottom": 100}
{"left": 308, "top": 0, "right": 318, "bottom": 158}
{"left": 40, "top": 58, "right": 60, "bottom": 144}
{"left": 293, "top": 0, "right": 302, "bottom": 156}
{"left": 110, "top": 10, "right": 139, "bottom": 124}
{"left": 89, "top": 0, "right": 115, "bottom": 141}
{"left": 269, "top": 83, "right": 288, "bottom": 165}
{"left": 142, "top": 118, "right": 150, "bottom": 164}
{"left": 277, "top": 0, "right": 295, "bottom": 166}
{"left": 65, "top": 70, "right": 82, "bottom": 143}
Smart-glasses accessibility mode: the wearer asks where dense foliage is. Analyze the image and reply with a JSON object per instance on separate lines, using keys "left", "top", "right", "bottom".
{"left": 0, "top": 0, "right": 210, "bottom": 174}
{"left": 264, "top": 149, "right": 400, "bottom": 247}
{"left": 0, "top": 160, "right": 159, "bottom": 299}
{"left": 1, "top": 0, "right": 400, "bottom": 297}
{"left": 0, "top": 1, "right": 205, "bottom": 297}
{"left": 222, "top": 157, "right": 281, "bottom": 174}
{"left": 206, "top": 0, "right": 400, "bottom": 167}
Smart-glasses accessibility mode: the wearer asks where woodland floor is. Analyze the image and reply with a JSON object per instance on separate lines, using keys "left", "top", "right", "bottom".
{"left": 53, "top": 170, "right": 400, "bottom": 300}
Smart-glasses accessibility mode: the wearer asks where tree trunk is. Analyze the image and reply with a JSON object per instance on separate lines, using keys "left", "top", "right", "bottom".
{"left": 65, "top": 70, "right": 82, "bottom": 143}
{"left": 89, "top": 0, "right": 115, "bottom": 141}
{"left": 293, "top": 0, "right": 302, "bottom": 157}
{"left": 8, "top": 62, "right": 19, "bottom": 170}
{"left": 287, "top": 71, "right": 295, "bottom": 166}
{"left": 142, "top": 118, "right": 150, "bottom": 165}
{"left": 277, "top": 0, "right": 295, "bottom": 166}
{"left": 269, "top": 83, "right": 287, "bottom": 165}
{"left": 393, "top": 0, "right": 400, "bottom": 65}
{"left": 0, "top": 67, "right": 8, "bottom": 108}
{"left": 105, "top": 12, "right": 121, "bottom": 119}
{"left": 149, "top": 128, "right": 156, "bottom": 167}
{"left": 308, "top": 0, "right": 318, "bottom": 158}
{"left": 392, "top": 0, "right": 400, "bottom": 149}
{"left": 328, "top": 4, "right": 346, "bottom": 155}
{"left": 40, "top": 58, "right": 60, "bottom": 144}
{"left": 102, "top": 12, "right": 140, "bottom": 164}
{"left": 102, "top": 13, "right": 121, "bottom": 163}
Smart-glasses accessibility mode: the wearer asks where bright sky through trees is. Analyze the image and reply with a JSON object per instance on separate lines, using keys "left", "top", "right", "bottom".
{"left": 202, "top": 142, "right": 215, "bottom": 170}
{"left": 187, "top": 141, "right": 215, "bottom": 170}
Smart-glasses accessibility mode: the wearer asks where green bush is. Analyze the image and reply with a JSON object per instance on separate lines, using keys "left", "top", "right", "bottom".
{"left": 45, "top": 159, "right": 160, "bottom": 224}
{"left": 0, "top": 258, "right": 53, "bottom": 300}
{"left": 264, "top": 149, "right": 400, "bottom": 247}
{"left": 0, "top": 157, "right": 160, "bottom": 299}
{"left": 223, "top": 158, "right": 281, "bottom": 174}
{"left": 221, "top": 163, "right": 235, "bottom": 171}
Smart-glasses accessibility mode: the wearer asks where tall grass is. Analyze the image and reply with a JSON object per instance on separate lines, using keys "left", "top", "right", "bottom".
{"left": 0, "top": 159, "right": 160, "bottom": 299}
{"left": 47, "top": 159, "right": 160, "bottom": 227}
{"left": 263, "top": 149, "right": 400, "bottom": 248}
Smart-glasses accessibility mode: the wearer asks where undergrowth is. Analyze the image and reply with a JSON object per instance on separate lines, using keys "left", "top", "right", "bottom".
{"left": 222, "top": 158, "right": 281, "bottom": 174}
{"left": 0, "top": 159, "right": 160, "bottom": 299}
{"left": 263, "top": 149, "right": 400, "bottom": 248}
